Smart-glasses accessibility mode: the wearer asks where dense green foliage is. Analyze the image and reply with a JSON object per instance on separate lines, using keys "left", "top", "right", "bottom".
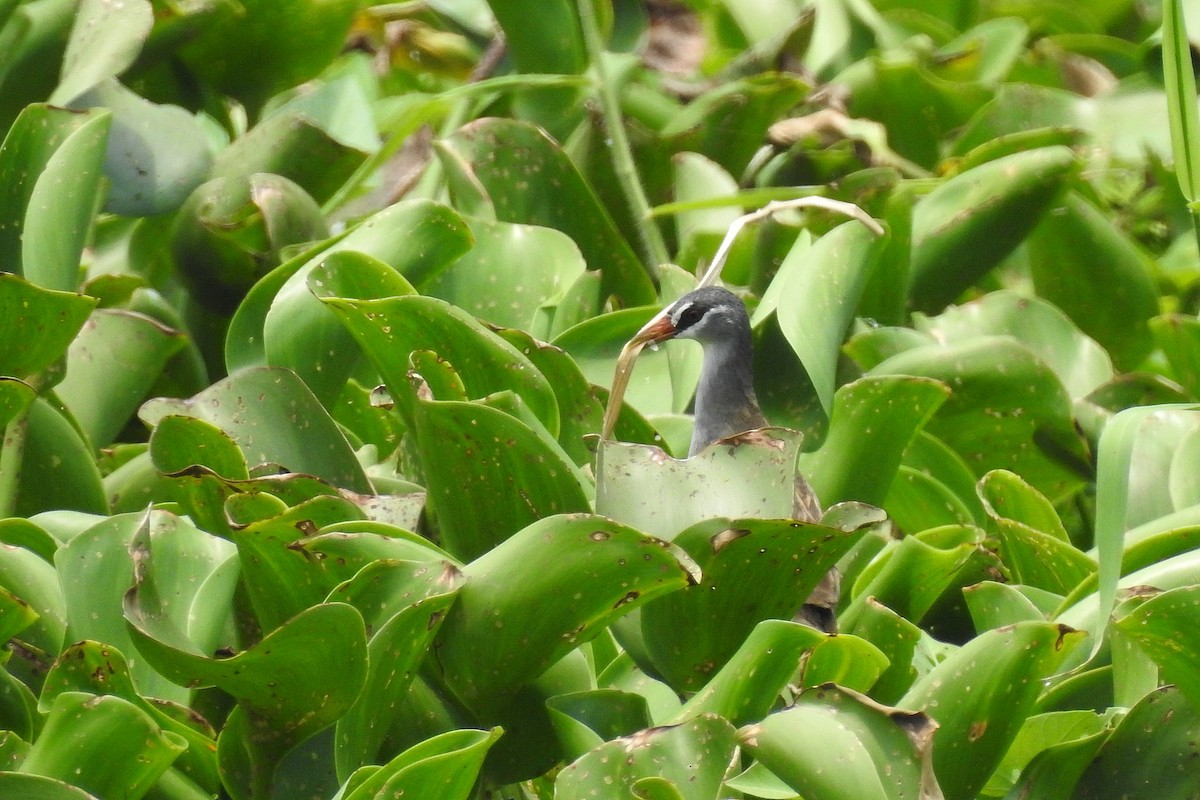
{"left": 1, "top": 0, "right": 1200, "bottom": 798}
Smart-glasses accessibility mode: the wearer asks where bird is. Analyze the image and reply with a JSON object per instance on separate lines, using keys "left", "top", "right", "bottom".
{"left": 631, "top": 285, "right": 836, "bottom": 630}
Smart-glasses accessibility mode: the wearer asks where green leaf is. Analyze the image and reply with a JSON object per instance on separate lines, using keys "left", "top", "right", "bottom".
{"left": 1026, "top": 193, "right": 1159, "bottom": 370}
{"left": 673, "top": 619, "right": 823, "bottom": 725}
{"left": 341, "top": 727, "right": 502, "bottom": 800}
{"left": 597, "top": 429, "right": 805, "bottom": 539}
{"left": 408, "top": 387, "right": 592, "bottom": 561}
{"left": 211, "top": 110, "right": 367, "bottom": 205}
{"left": 56, "top": 310, "right": 187, "bottom": 449}
{"left": 1069, "top": 686, "right": 1200, "bottom": 799}
{"left": 641, "top": 517, "right": 864, "bottom": 692}
{"left": 909, "top": 146, "right": 1078, "bottom": 312}
{"left": 556, "top": 714, "right": 738, "bottom": 800}
{"left": 70, "top": 79, "right": 213, "bottom": 217}
{"left": 1164, "top": 0, "right": 1200, "bottom": 202}
{"left": 332, "top": 562, "right": 462, "bottom": 779}
{"left": 740, "top": 685, "right": 939, "bottom": 800}
{"left": 41, "top": 641, "right": 220, "bottom": 794}
{"left": 178, "top": 0, "right": 359, "bottom": 112}
{"left": 15, "top": 398, "right": 108, "bottom": 516}
{"left": 799, "top": 375, "right": 949, "bottom": 506}
{"left": 50, "top": 0, "right": 151, "bottom": 105}
{"left": 0, "top": 274, "right": 96, "bottom": 381}
{"left": 170, "top": 173, "right": 327, "bottom": 315}
{"left": 425, "top": 217, "right": 587, "bottom": 332}
{"left": 1113, "top": 584, "right": 1200, "bottom": 710}
{"left": 434, "top": 514, "right": 695, "bottom": 710}
{"left": 18, "top": 692, "right": 186, "bottom": 800}
{"left": 322, "top": 293, "right": 556, "bottom": 433}
{"left": 841, "top": 526, "right": 983, "bottom": 633}
{"left": 915, "top": 290, "right": 1113, "bottom": 400}
{"left": 900, "top": 621, "right": 1085, "bottom": 800}
{"left": 869, "top": 336, "right": 1085, "bottom": 501}
{"left": 772, "top": 221, "right": 886, "bottom": 415}
{"left": 0, "top": 104, "right": 109, "bottom": 289}
{"left": 274, "top": 200, "right": 470, "bottom": 405}
{"left": 139, "top": 367, "right": 372, "bottom": 493}
{"left": 439, "top": 117, "right": 656, "bottom": 307}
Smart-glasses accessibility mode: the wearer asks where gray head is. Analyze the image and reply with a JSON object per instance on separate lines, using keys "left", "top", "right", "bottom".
{"left": 632, "top": 286, "right": 753, "bottom": 347}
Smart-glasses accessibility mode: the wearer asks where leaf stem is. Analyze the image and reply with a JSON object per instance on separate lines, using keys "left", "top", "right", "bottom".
{"left": 576, "top": 0, "right": 671, "bottom": 279}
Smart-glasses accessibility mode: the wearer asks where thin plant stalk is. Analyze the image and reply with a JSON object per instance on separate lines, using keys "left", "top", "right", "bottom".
{"left": 1163, "top": 0, "right": 1200, "bottom": 258}
{"left": 576, "top": 0, "right": 671, "bottom": 277}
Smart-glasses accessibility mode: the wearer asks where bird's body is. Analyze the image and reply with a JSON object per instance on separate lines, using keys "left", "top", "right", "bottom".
{"left": 632, "top": 285, "right": 835, "bottom": 629}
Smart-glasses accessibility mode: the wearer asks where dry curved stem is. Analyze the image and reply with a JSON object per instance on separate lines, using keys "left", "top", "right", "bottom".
{"left": 600, "top": 197, "right": 884, "bottom": 443}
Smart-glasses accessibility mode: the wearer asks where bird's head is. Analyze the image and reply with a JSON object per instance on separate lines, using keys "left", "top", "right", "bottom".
{"left": 631, "top": 286, "right": 750, "bottom": 348}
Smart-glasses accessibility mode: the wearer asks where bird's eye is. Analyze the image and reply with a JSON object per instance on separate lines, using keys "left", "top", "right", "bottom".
{"left": 675, "top": 304, "right": 703, "bottom": 330}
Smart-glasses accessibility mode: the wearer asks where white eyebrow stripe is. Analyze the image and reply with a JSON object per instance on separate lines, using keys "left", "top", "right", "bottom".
{"left": 669, "top": 300, "right": 694, "bottom": 326}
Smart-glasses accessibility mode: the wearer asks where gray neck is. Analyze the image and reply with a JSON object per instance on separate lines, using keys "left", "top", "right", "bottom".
{"left": 689, "top": 334, "right": 765, "bottom": 457}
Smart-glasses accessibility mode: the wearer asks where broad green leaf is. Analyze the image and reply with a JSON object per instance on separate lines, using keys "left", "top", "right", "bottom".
{"left": 663, "top": 74, "right": 811, "bottom": 175}
{"left": 434, "top": 514, "right": 695, "bottom": 709}
{"left": 69, "top": 80, "right": 213, "bottom": 216}
{"left": 909, "top": 146, "right": 1078, "bottom": 312}
{"left": 842, "top": 526, "right": 984, "bottom": 634}
{"left": 440, "top": 117, "right": 655, "bottom": 306}
{"left": 740, "top": 685, "right": 939, "bottom": 800}
{"left": 1151, "top": 313, "right": 1200, "bottom": 397}
{"left": 1026, "top": 192, "right": 1158, "bottom": 370}
{"left": 799, "top": 375, "right": 949, "bottom": 506}
{"left": 869, "top": 337, "right": 1085, "bottom": 501}
{"left": 0, "top": 104, "right": 109, "bottom": 289}
{"left": 641, "top": 517, "right": 863, "bottom": 692}
{"left": 672, "top": 153, "right": 742, "bottom": 277}
{"left": 426, "top": 217, "right": 587, "bottom": 332}
{"left": 273, "top": 200, "right": 470, "bottom": 405}
{"left": 983, "top": 710, "right": 1106, "bottom": 797}
{"left": 139, "top": 366, "right": 372, "bottom": 493}
{"left": 18, "top": 692, "right": 186, "bottom": 800}
{"left": 547, "top": 689, "right": 652, "bottom": 761}
{"left": 321, "top": 294, "right": 556, "bottom": 434}
{"left": 495, "top": 327, "right": 605, "bottom": 467}
{"left": 171, "top": 173, "right": 327, "bottom": 315}
{"left": 838, "top": 53, "right": 990, "bottom": 167}
{"left": 916, "top": 291, "right": 1113, "bottom": 400}
{"left": 964, "top": 581, "right": 1055, "bottom": 632}
{"left": 597, "top": 429, "right": 805, "bottom": 540}
{"left": 1068, "top": 686, "right": 1200, "bottom": 799}
{"left": 178, "top": 0, "right": 359, "bottom": 112}
{"left": 1113, "top": 584, "right": 1200, "bottom": 711}
{"left": 799, "top": 632, "right": 890, "bottom": 693}
{"left": 125, "top": 594, "right": 368, "bottom": 745}
{"left": 334, "top": 571, "right": 460, "bottom": 780}
{"left": 15, "top": 398, "right": 107, "bottom": 516}
{"left": 231, "top": 495, "right": 365, "bottom": 630}
{"left": 340, "top": 727, "right": 501, "bottom": 800}
{"left": 1078, "top": 405, "right": 1200, "bottom": 660}
{"left": 674, "top": 620, "right": 825, "bottom": 726}
{"left": 56, "top": 310, "right": 187, "bottom": 449}
{"left": 0, "top": 773, "right": 99, "bottom": 799}
{"left": 211, "top": 110, "right": 367, "bottom": 204}
{"left": 772, "top": 221, "right": 886, "bottom": 414}
{"left": 844, "top": 599, "right": 922, "bottom": 704}
{"left": 556, "top": 714, "right": 738, "bottom": 800}
{"left": 408, "top": 390, "right": 591, "bottom": 561}
{"left": 50, "top": 0, "right": 151, "bottom": 105}
{"left": 41, "top": 641, "right": 219, "bottom": 794}
{"left": 900, "top": 621, "right": 1085, "bottom": 800}
{"left": 0, "top": 274, "right": 96, "bottom": 380}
